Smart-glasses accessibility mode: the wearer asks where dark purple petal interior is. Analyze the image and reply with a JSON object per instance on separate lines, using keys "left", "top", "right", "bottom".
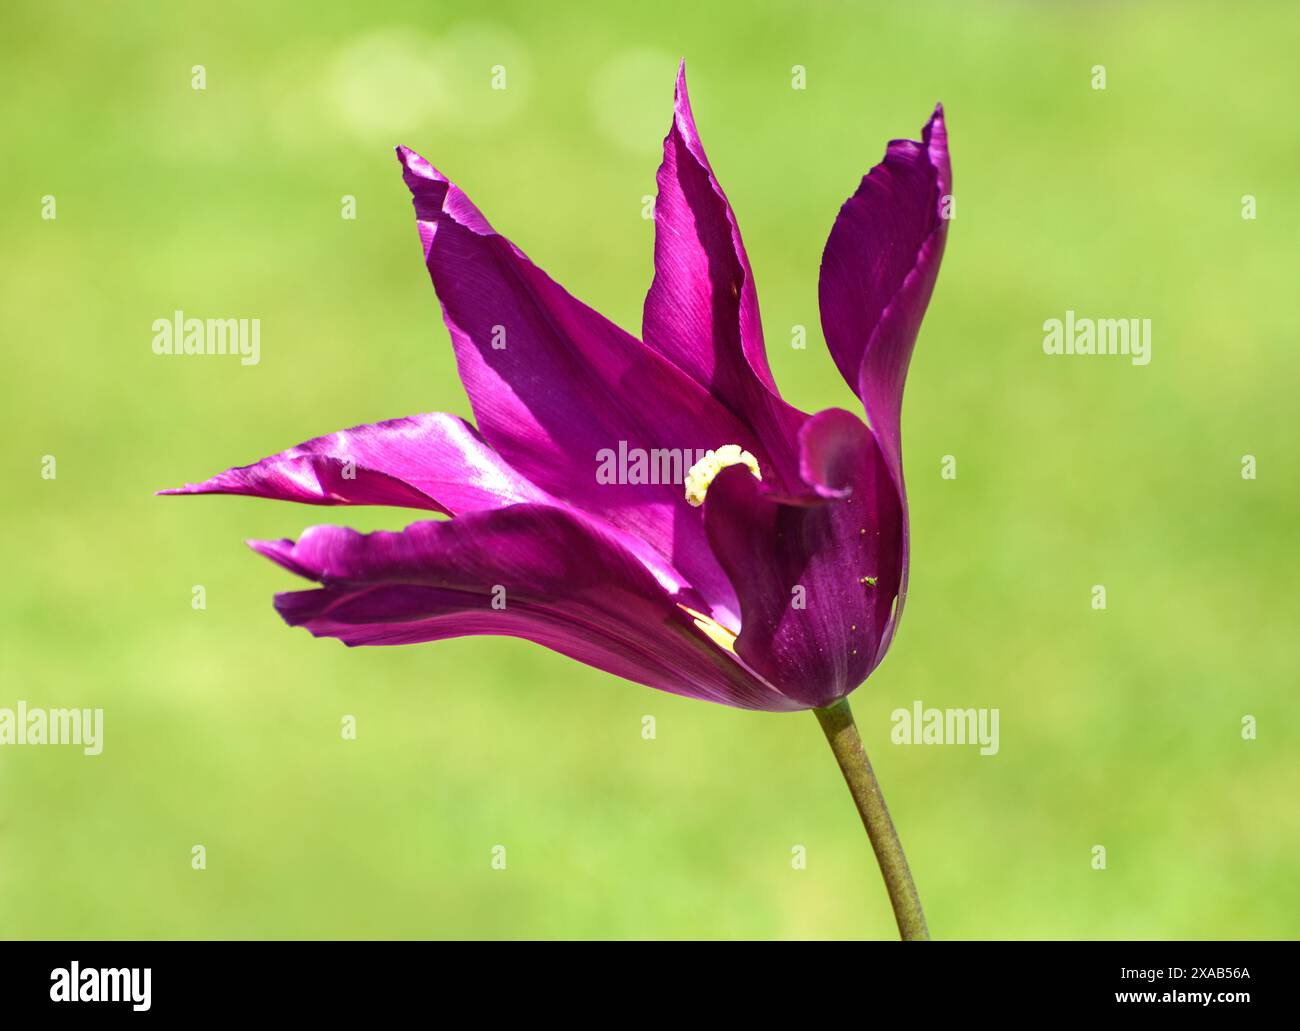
{"left": 703, "top": 408, "right": 903, "bottom": 707}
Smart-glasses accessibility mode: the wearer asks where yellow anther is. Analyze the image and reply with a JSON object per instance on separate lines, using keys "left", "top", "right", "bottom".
{"left": 683, "top": 444, "right": 761, "bottom": 507}
{"left": 677, "top": 605, "right": 738, "bottom": 653}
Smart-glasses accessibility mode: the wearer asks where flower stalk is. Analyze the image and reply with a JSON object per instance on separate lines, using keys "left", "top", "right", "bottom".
{"left": 814, "top": 698, "right": 929, "bottom": 941}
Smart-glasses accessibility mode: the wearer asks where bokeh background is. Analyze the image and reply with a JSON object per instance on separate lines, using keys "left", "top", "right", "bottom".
{"left": 2, "top": 0, "right": 1296, "bottom": 939}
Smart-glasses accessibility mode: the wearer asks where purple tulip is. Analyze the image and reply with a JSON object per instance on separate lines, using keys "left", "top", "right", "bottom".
{"left": 163, "top": 62, "right": 950, "bottom": 939}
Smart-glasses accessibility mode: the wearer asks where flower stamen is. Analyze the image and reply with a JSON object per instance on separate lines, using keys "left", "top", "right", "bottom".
{"left": 683, "top": 444, "right": 761, "bottom": 507}
{"left": 677, "top": 604, "right": 738, "bottom": 653}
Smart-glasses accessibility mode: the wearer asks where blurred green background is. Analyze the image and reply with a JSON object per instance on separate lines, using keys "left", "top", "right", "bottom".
{"left": 2, "top": 0, "right": 1296, "bottom": 939}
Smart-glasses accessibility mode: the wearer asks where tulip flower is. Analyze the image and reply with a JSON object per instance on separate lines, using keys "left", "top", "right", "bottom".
{"left": 163, "top": 62, "right": 950, "bottom": 940}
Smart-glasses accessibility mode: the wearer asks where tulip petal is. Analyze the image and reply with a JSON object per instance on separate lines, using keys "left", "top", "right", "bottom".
{"left": 251, "top": 506, "right": 793, "bottom": 711}
{"left": 643, "top": 62, "right": 804, "bottom": 482}
{"left": 797, "top": 407, "right": 865, "bottom": 501}
{"left": 159, "top": 412, "right": 552, "bottom": 515}
{"left": 818, "top": 106, "right": 949, "bottom": 649}
{"left": 702, "top": 408, "right": 903, "bottom": 708}
{"left": 397, "top": 143, "right": 770, "bottom": 625}
{"left": 818, "top": 104, "right": 950, "bottom": 489}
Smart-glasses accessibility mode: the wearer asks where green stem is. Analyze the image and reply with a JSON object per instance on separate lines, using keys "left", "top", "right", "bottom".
{"left": 814, "top": 698, "right": 929, "bottom": 941}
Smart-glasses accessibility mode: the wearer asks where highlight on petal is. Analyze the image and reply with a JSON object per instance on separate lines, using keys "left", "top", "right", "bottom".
{"left": 642, "top": 61, "right": 804, "bottom": 483}
{"left": 818, "top": 103, "right": 950, "bottom": 488}
{"left": 396, "top": 141, "right": 778, "bottom": 626}
{"left": 252, "top": 506, "right": 794, "bottom": 711}
{"left": 159, "top": 412, "right": 553, "bottom": 516}
{"left": 702, "top": 410, "right": 903, "bottom": 708}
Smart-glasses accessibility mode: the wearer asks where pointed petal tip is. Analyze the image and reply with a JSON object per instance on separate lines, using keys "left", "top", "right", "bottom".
{"left": 668, "top": 59, "right": 703, "bottom": 149}
{"left": 269, "top": 586, "right": 339, "bottom": 632}
{"left": 156, "top": 481, "right": 212, "bottom": 497}
{"left": 921, "top": 103, "right": 950, "bottom": 182}
{"left": 247, "top": 536, "right": 319, "bottom": 581}
{"left": 247, "top": 536, "right": 291, "bottom": 559}
{"left": 395, "top": 145, "right": 494, "bottom": 235}
{"left": 395, "top": 143, "right": 447, "bottom": 183}
{"left": 672, "top": 58, "right": 697, "bottom": 125}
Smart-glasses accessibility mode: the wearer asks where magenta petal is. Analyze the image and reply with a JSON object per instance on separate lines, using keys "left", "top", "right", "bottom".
{"left": 818, "top": 104, "right": 950, "bottom": 490}
{"left": 643, "top": 62, "right": 804, "bottom": 482}
{"left": 817, "top": 107, "right": 949, "bottom": 649}
{"left": 703, "top": 410, "right": 903, "bottom": 708}
{"left": 159, "top": 413, "right": 553, "bottom": 515}
{"left": 252, "top": 507, "right": 793, "bottom": 711}
{"left": 397, "top": 143, "right": 773, "bottom": 625}
{"left": 645, "top": 62, "right": 773, "bottom": 397}
{"left": 797, "top": 407, "right": 867, "bottom": 501}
